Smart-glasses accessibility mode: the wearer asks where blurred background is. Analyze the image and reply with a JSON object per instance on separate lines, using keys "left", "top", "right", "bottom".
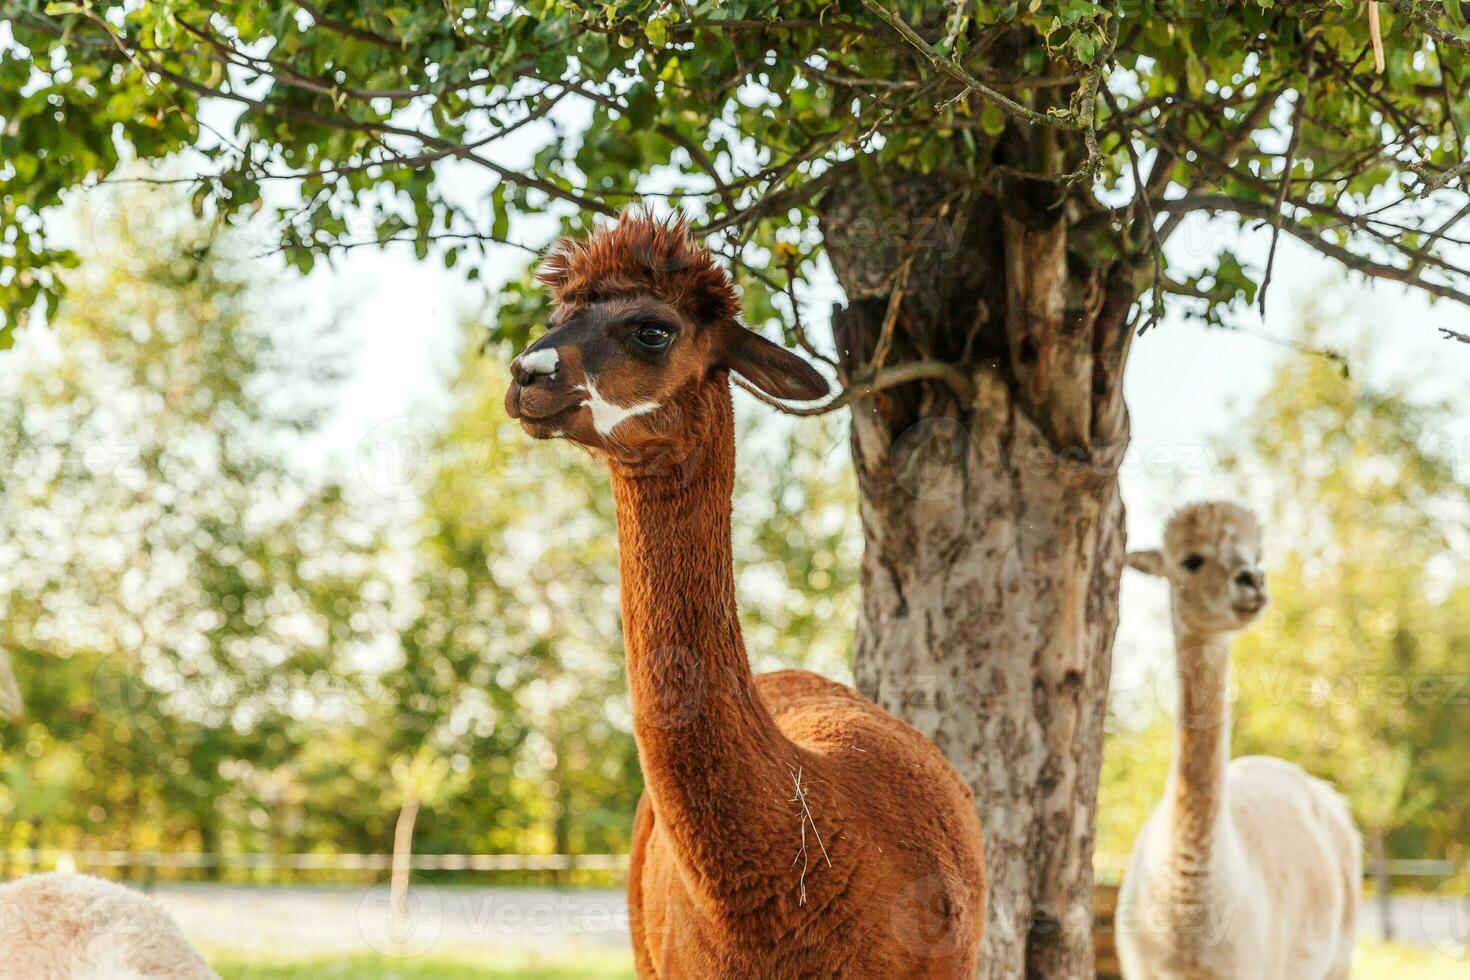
{"left": 2, "top": 179, "right": 1469, "bottom": 978}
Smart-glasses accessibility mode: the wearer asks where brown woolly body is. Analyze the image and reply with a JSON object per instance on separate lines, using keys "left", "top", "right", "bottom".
{"left": 506, "top": 214, "right": 986, "bottom": 978}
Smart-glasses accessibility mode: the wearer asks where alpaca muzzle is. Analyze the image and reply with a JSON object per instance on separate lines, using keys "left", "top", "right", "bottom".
{"left": 505, "top": 378, "right": 584, "bottom": 425}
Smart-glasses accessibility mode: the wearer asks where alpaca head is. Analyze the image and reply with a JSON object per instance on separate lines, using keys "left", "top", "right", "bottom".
{"left": 1127, "top": 501, "right": 1269, "bottom": 633}
{"left": 503, "top": 212, "right": 827, "bottom": 468}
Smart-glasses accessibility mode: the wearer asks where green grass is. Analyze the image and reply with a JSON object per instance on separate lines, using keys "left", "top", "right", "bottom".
{"left": 1357, "top": 942, "right": 1470, "bottom": 980}
{"left": 210, "top": 943, "right": 1464, "bottom": 979}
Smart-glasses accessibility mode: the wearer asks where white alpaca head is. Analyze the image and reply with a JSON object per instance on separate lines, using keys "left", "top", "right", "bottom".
{"left": 1128, "top": 501, "right": 1269, "bottom": 634}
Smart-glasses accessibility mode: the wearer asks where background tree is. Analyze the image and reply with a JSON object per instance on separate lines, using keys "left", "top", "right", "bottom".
{"left": 0, "top": 188, "right": 385, "bottom": 871}
{"left": 0, "top": 192, "right": 863, "bottom": 878}
{"left": 4, "top": 2, "right": 1470, "bottom": 970}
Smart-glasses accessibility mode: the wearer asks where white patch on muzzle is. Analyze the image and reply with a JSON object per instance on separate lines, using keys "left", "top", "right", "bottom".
{"left": 517, "top": 347, "right": 560, "bottom": 377}
{"left": 576, "top": 380, "right": 659, "bottom": 436}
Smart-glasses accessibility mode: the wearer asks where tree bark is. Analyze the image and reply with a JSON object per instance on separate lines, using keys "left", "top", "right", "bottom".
{"left": 819, "top": 163, "right": 1136, "bottom": 979}
{"left": 389, "top": 795, "right": 420, "bottom": 953}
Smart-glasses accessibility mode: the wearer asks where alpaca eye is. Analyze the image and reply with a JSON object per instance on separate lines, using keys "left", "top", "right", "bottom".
{"left": 632, "top": 325, "right": 674, "bottom": 351}
{"left": 1181, "top": 554, "right": 1205, "bottom": 572}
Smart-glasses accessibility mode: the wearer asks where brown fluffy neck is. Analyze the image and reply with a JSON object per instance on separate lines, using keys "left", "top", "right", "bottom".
{"left": 1165, "top": 612, "right": 1234, "bottom": 882}
{"left": 609, "top": 382, "right": 789, "bottom": 875}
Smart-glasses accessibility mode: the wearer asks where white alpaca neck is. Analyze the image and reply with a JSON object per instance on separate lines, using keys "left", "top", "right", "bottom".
{"left": 1164, "top": 617, "right": 1236, "bottom": 883}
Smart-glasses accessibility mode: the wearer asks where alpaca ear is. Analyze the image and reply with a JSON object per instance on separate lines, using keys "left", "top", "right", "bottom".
{"left": 723, "top": 328, "right": 829, "bottom": 402}
{"left": 1126, "top": 550, "right": 1168, "bottom": 578}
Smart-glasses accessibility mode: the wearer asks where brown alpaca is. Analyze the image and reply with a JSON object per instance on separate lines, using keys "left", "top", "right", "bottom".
{"left": 504, "top": 213, "right": 986, "bottom": 978}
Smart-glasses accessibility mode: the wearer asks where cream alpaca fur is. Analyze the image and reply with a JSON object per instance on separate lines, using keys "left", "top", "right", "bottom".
{"left": 1117, "top": 502, "right": 1360, "bottom": 980}
{"left": 0, "top": 873, "right": 216, "bottom": 979}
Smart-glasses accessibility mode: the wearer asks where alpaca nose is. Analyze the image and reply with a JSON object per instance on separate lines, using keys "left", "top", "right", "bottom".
{"left": 1232, "top": 568, "right": 1269, "bottom": 613}
{"left": 512, "top": 347, "right": 561, "bottom": 386}
{"left": 1234, "top": 569, "right": 1264, "bottom": 590}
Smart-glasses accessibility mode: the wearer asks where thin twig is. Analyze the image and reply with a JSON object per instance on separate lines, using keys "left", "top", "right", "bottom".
{"left": 1228, "top": 325, "right": 1352, "bottom": 374}
{"left": 1440, "top": 327, "right": 1470, "bottom": 343}
{"left": 734, "top": 360, "right": 973, "bottom": 417}
{"left": 872, "top": 193, "right": 962, "bottom": 369}
{"left": 291, "top": 0, "right": 400, "bottom": 48}
{"left": 872, "top": 250, "right": 916, "bottom": 371}
{"left": 1383, "top": 0, "right": 1470, "bottom": 53}
{"left": 1155, "top": 194, "right": 1470, "bottom": 310}
{"left": 1369, "top": 1, "right": 1386, "bottom": 74}
{"left": 1261, "top": 59, "right": 1310, "bottom": 318}
{"left": 1411, "top": 157, "right": 1470, "bottom": 194}
{"left": 787, "top": 765, "right": 832, "bottom": 906}
{"left": 858, "top": 0, "right": 1085, "bottom": 132}
{"left": 1423, "top": 200, "right": 1470, "bottom": 253}
{"left": 1107, "top": 91, "right": 1164, "bottom": 333}
{"left": 255, "top": 231, "right": 538, "bottom": 259}
{"left": 781, "top": 253, "right": 838, "bottom": 369}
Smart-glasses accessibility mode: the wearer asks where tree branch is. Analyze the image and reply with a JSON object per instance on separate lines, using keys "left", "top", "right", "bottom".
{"left": 733, "top": 360, "right": 973, "bottom": 417}
{"left": 289, "top": 0, "right": 400, "bottom": 48}
{"left": 1156, "top": 194, "right": 1470, "bottom": 309}
{"left": 257, "top": 231, "right": 539, "bottom": 259}
{"left": 779, "top": 253, "right": 838, "bottom": 369}
{"left": 1260, "top": 69, "right": 1309, "bottom": 317}
{"left": 84, "top": 30, "right": 619, "bottom": 218}
{"left": 1383, "top": 0, "right": 1470, "bottom": 52}
{"left": 858, "top": 0, "right": 1086, "bottom": 132}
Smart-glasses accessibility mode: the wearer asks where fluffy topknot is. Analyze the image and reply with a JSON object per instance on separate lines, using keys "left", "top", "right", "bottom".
{"left": 537, "top": 211, "right": 742, "bottom": 326}
{"left": 1163, "top": 501, "right": 1261, "bottom": 553}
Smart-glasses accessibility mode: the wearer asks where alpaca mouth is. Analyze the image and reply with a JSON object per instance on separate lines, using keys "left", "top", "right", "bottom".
{"left": 505, "top": 382, "right": 583, "bottom": 428}
{"left": 515, "top": 403, "right": 582, "bottom": 440}
{"left": 1232, "top": 598, "right": 1266, "bottom": 616}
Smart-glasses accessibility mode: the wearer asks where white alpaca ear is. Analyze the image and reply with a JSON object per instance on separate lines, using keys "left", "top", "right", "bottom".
{"left": 1126, "top": 550, "right": 1168, "bottom": 577}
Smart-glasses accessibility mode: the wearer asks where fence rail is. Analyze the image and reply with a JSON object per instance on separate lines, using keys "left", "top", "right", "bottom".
{"left": 4, "top": 849, "right": 1462, "bottom": 878}
{"left": 4, "top": 849, "right": 631, "bottom": 873}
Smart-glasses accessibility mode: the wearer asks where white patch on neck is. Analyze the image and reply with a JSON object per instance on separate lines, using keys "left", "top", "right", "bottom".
{"left": 575, "top": 380, "right": 659, "bottom": 436}
{"left": 518, "top": 347, "right": 559, "bottom": 376}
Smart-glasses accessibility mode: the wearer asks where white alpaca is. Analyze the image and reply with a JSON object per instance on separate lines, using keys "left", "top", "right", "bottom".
{"left": 1116, "top": 502, "right": 1360, "bottom": 980}
{"left": 0, "top": 873, "right": 216, "bottom": 979}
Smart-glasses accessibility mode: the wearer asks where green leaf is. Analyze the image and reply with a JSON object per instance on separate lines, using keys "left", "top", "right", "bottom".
{"left": 980, "top": 100, "right": 1006, "bottom": 136}
{"left": 646, "top": 16, "right": 669, "bottom": 48}
{"left": 491, "top": 182, "right": 511, "bottom": 241}
{"left": 580, "top": 32, "right": 610, "bottom": 71}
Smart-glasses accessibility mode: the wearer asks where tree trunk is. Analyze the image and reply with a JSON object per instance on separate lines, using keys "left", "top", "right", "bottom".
{"left": 819, "top": 164, "right": 1136, "bottom": 979}
{"left": 389, "top": 795, "right": 420, "bottom": 953}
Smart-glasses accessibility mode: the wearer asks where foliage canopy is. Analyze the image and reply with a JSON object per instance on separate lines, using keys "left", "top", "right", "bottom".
{"left": 2, "top": 0, "right": 1469, "bottom": 353}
